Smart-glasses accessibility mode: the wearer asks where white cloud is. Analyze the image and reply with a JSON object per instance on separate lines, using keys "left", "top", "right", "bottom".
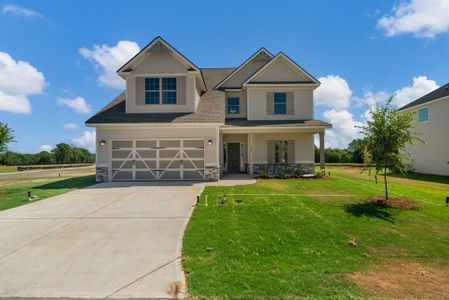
{"left": 40, "top": 144, "right": 53, "bottom": 152}
{"left": 0, "top": 51, "right": 46, "bottom": 113}
{"left": 315, "top": 75, "right": 352, "bottom": 109}
{"left": 57, "top": 96, "right": 91, "bottom": 114}
{"left": 79, "top": 41, "right": 140, "bottom": 89}
{"left": 322, "top": 109, "right": 363, "bottom": 149}
{"left": 72, "top": 131, "right": 96, "bottom": 151}
{"left": 378, "top": 0, "right": 449, "bottom": 38}
{"left": 393, "top": 76, "right": 438, "bottom": 107}
{"left": 2, "top": 4, "right": 40, "bottom": 17}
{"left": 64, "top": 122, "right": 79, "bottom": 129}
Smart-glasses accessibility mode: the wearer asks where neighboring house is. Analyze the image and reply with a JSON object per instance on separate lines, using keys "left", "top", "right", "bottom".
{"left": 398, "top": 83, "right": 449, "bottom": 176}
{"left": 86, "top": 37, "right": 331, "bottom": 181}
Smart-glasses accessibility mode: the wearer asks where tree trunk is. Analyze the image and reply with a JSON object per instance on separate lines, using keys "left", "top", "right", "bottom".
{"left": 384, "top": 167, "right": 388, "bottom": 200}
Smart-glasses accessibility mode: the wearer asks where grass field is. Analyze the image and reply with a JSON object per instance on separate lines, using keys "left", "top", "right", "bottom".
{"left": 183, "top": 168, "right": 449, "bottom": 299}
{"left": 0, "top": 166, "right": 18, "bottom": 173}
{"left": 0, "top": 169, "right": 95, "bottom": 211}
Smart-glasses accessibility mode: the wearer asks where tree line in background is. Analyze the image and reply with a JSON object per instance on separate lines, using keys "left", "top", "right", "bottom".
{"left": 0, "top": 123, "right": 94, "bottom": 166}
{"left": 315, "top": 138, "right": 367, "bottom": 164}
{"left": 0, "top": 143, "right": 95, "bottom": 166}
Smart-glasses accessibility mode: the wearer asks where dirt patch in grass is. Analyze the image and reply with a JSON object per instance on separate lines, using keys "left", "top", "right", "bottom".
{"left": 348, "top": 262, "right": 449, "bottom": 299}
{"left": 0, "top": 189, "right": 5, "bottom": 194}
{"left": 367, "top": 196, "right": 422, "bottom": 210}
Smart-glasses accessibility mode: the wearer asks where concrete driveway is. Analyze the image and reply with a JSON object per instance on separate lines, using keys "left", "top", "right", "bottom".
{"left": 0, "top": 181, "right": 204, "bottom": 299}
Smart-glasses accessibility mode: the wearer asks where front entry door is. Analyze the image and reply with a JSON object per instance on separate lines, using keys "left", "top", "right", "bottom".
{"left": 227, "top": 143, "right": 240, "bottom": 173}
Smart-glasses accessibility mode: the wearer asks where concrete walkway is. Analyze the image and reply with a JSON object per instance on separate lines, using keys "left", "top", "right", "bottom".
{"left": 207, "top": 173, "right": 256, "bottom": 186}
{"left": 0, "top": 181, "right": 204, "bottom": 299}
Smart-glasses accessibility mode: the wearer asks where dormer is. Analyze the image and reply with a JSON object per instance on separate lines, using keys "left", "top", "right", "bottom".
{"left": 117, "top": 37, "right": 207, "bottom": 113}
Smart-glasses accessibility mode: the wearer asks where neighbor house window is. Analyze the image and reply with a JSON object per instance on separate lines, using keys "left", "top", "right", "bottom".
{"left": 227, "top": 97, "right": 240, "bottom": 114}
{"left": 274, "top": 92, "right": 287, "bottom": 114}
{"left": 417, "top": 107, "right": 428, "bottom": 122}
{"left": 144, "top": 77, "right": 177, "bottom": 104}
{"left": 275, "top": 141, "right": 288, "bottom": 163}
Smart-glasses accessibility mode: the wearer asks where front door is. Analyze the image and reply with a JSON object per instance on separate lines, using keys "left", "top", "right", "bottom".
{"left": 227, "top": 143, "right": 240, "bottom": 173}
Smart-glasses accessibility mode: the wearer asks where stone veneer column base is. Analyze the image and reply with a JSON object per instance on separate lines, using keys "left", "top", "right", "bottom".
{"left": 204, "top": 166, "right": 220, "bottom": 181}
{"left": 96, "top": 167, "right": 108, "bottom": 182}
{"left": 253, "top": 163, "right": 314, "bottom": 177}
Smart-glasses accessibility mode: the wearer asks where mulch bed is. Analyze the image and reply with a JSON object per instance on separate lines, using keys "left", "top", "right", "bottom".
{"left": 367, "top": 196, "right": 422, "bottom": 210}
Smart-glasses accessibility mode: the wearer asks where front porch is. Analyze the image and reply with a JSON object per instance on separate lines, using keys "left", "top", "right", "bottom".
{"left": 219, "top": 129, "right": 326, "bottom": 177}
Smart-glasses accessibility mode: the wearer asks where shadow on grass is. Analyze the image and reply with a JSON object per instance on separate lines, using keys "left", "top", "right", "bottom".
{"left": 344, "top": 202, "right": 395, "bottom": 223}
{"left": 35, "top": 175, "right": 96, "bottom": 190}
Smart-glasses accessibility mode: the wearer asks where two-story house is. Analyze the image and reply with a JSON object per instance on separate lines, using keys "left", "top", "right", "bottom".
{"left": 398, "top": 83, "right": 449, "bottom": 176}
{"left": 86, "top": 37, "right": 332, "bottom": 181}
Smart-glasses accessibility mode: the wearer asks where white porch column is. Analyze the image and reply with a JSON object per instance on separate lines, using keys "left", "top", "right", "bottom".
{"left": 319, "top": 131, "right": 325, "bottom": 171}
{"left": 248, "top": 133, "right": 254, "bottom": 175}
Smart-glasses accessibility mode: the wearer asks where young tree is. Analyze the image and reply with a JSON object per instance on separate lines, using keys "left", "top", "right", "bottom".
{"left": 0, "top": 123, "right": 15, "bottom": 153}
{"left": 358, "top": 96, "right": 422, "bottom": 200}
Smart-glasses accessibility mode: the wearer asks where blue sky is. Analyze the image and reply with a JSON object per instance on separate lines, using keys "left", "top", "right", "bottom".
{"left": 1, "top": 0, "right": 448, "bottom": 152}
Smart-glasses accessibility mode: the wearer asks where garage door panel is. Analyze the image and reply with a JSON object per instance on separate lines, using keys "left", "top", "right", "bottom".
{"left": 159, "top": 160, "right": 181, "bottom": 169}
{"left": 160, "top": 150, "right": 179, "bottom": 159}
{"left": 135, "top": 160, "right": 156, "bottom": 169}
{"left": 112, "top": 161, "right": 133, "bottom": 169}
{"left": 183, "top": 140, "right": 204, "bottom": 148}
{"left": 183, "top": 160, "right": 204, "bottom": 169}
{"left": 136, "top": 140, "right": 157, "bottom": 148}
{"left": 112, "top": 141, "right": 133, "bottom": 148}
{"left": 183, "top": 170, "right": 204, "bottom": 180}
{"left": 160, "top": 171, "right": 181, "bottom": 180}
{"left": 135, "top": 171, "right": 156, "bottom": 180}
{"left": 112, "top": 171, "right": 132, "bottom": 180}
{"left": 184, "top": 149, "right": 203, "bottom": 158}
{"left": 136, "top": 150, "right": 156, "bottom": 159}
{"left": 112, "top": 150, "right": 132, "bottom": 159}
{"left": 160, "top": 140, "right": 180, "bottom": 148}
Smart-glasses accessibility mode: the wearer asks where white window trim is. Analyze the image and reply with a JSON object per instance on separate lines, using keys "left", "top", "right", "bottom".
{"left": 417, "top": 106, "right": 429, "bottom": 123}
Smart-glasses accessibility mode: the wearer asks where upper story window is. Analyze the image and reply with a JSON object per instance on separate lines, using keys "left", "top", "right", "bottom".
{"left": 417, "top": 107, "right": 428, "bottom": 122}
{"left": 227, "top": 97, "right": 240, "bottom": 114}
{"left": 274, "top": 92, "right": 287, "bottom": 114}
{"left": 275, "top": 140, "right": 288, "bottom": 163}
{"left": 144, "top": 77, "right": 177, "bottom": 105}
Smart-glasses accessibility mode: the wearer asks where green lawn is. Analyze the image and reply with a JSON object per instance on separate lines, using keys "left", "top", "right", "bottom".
{"left": 0, "top": 166, "right": 18, "bottom": 173}
{"left": 0, "top": 175, "right": 96, "bottom": 211}
{"left": 183, "top": 169, "right": 449, "bottom": 299}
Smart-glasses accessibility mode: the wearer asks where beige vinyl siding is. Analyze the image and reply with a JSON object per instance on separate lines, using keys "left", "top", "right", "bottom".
{"left": 221, "top": 58, "right": 270, "bottom": 88}
{"left": 126, "top": 75, "right": 193, "bottom": 113}
{"left": 132, "top": 51, "right": 188, "bottom": 75}
{"left": 225, "top": 91, "right": 247, "bottom": 118}
{"left": 405, "top": 97, "right": 449, "bottom": 176}
{"left": 251, "top": 57, "right": 308, "bottom": 82}
{"left": 253, "top": 133, "right": 314, "bottom": 163}
{"left": 96, "top": 126, "right": 220, "bottom": 167}
{"left": 247, "top": 87, "right": 313, "bottom": 120}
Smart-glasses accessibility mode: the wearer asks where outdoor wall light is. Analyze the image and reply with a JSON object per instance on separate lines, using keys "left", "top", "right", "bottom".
{"left": 207, "top": 139, "right": 213, "bottom": 146}
{"left": 100, "top": 140, "right": 106, "bottom": 146}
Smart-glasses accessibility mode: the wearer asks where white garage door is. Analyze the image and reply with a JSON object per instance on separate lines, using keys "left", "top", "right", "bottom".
{"left": 110, "top": 139, "right": 205, "bottom": 181}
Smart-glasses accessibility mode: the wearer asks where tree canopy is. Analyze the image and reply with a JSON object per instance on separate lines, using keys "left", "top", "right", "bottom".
{"left": 0, "top": 123, "right": 15, "bottom": 153}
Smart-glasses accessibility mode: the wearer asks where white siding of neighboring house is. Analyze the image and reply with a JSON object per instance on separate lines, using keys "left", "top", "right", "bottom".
{"left": 251, "top": 57, "right": 309, "bottom": 82}
{"left": 252, "top": 132, "right": 314, "bottom": 163}
{"left": 96, "top": 125, "right": 220, "bottom": 167}
{"left": 225, "top": 91, "right": 247, "bottom": 118}
{"left": 405, "top": 97, "right": 449, "bottom": 176}
{"left": 246, "top": 87, "right": 314, "bottom": 120}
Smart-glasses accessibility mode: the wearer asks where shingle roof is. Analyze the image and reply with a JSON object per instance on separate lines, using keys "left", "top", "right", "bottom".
{"left": 223, "top": 118, "right": 332, "bottom": 128}
{"left": 86, "top": 68, "right": 235, "bottom": 124}
{"left": 398, "top": 83, "right": 449, "bottom": 111}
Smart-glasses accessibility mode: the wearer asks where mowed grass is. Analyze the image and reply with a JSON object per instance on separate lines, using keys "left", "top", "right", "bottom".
{"left": 0, "top": 166, "right": 18, "bottom": 173}
{"left": 183, "top": 168, "right": 449, "bottom": 299}
{"left": 0, "top": 174, "right": 96, "bottom": 211}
